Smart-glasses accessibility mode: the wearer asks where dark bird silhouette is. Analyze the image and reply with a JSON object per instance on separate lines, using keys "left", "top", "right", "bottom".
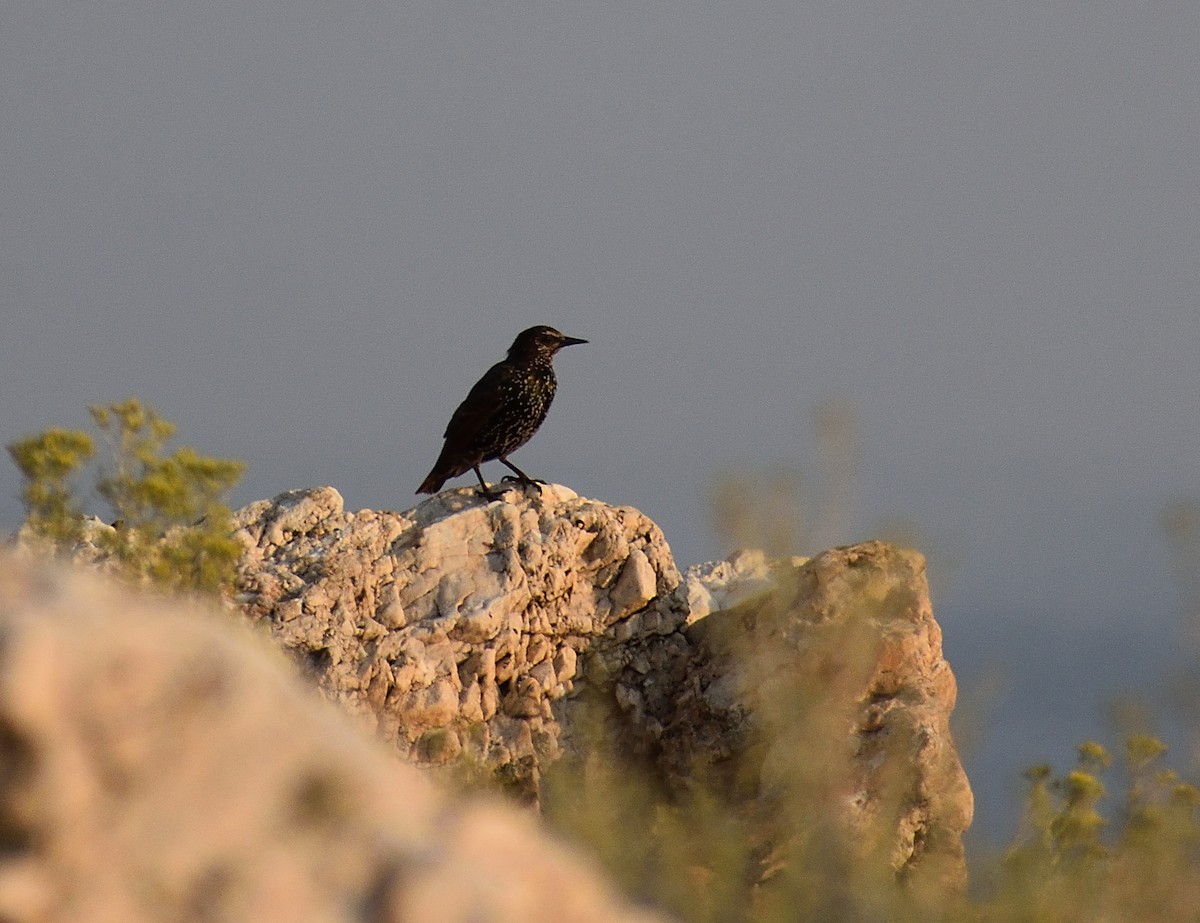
{"left": 416, "top": 325, "right": 588, "bottom": 498}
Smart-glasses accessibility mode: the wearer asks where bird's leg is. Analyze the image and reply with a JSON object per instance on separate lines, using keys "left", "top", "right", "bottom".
{"left": 473, "top": 465, "right": 505, "bottom": 501}
{"left": 498, "top": 458, "right": 545, "bottom": 493}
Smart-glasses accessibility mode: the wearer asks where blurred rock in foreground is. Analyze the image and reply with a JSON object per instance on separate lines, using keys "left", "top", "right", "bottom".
{"left": 0, "top": 554, "right": 663, "bottom": 923}
{"left": 234, "top": 485, "right": 973, "bottom": 891}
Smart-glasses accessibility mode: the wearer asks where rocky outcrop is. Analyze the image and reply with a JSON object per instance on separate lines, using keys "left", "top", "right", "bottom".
{"left": 232, "top": 484, "right": 679, "bottom": 795}
{"left": 645, "top": 542, "right": 974, "bottom": 890}
{"left": 0, "top": 553, "right": 664, "bottom": 923}
{"left": 233, "top": 485, "right": 973, "bottom": 890}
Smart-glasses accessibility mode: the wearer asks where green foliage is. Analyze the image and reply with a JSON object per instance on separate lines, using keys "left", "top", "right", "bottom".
{"left": 543, "top": 756, "right": 770, "bottom": 923}
{"left": 979, "top": 737, "right": 1200, "bottom": 922}
{"left": 536, "top": 726, "right": 1200, "bottom": 923}
{"left": 8, "top": 399, "right": 245, "bottom": 595}
{"left": 7, "top": 428, "right": 96, "bottom": 544}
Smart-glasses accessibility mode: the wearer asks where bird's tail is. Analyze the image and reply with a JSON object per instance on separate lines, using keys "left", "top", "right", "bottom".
{"left": 416, "top": 446, "right": 469, "bottom": 494}
{"left": 416, "top": 467, "right": 448, "bottom": 494}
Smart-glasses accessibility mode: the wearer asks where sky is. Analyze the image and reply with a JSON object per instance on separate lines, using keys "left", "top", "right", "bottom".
{"left": 3, "top": 2, "right": 1200, "bottom": 848}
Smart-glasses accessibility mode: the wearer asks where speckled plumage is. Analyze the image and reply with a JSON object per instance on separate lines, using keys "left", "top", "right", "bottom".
{"left": 416, "top": 326, "right": 587, "bottom": 497}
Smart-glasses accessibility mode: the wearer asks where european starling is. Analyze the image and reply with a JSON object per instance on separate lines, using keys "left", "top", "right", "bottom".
{"left": 416, "top": 325, "right": 588, "bottom": 498}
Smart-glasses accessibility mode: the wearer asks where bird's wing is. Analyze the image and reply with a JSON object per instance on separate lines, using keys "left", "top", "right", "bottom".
{"left": 441, "top": 360, "right": 512, "bottom": 444}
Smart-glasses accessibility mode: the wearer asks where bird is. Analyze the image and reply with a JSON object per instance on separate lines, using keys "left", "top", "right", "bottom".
{"left": 416, "top": 325, "right": 588, "bottom": 499}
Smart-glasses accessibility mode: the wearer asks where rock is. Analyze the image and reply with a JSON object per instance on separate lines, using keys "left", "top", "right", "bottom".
{"left": 233, "top": 486, "right": 973, "bottom": 890}
{"left": 676, "top": 547, "right": 794, "bottom": 623}
{"left": 0, "top": 553, "right": 664, "bottom": 923}
{"left": 233, "top": 484, "right": 680, "bottom": 798}
{"left": 625, "top": 541, "right": 974, "bottom": 892}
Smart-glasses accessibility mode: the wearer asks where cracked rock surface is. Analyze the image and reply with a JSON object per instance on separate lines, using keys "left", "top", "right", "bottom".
{"left": 233, "top": 484, "right": 680, "bottom": 798}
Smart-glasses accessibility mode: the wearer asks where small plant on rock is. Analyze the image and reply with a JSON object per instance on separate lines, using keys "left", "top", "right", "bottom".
{"left": 8, "top": 398, "right": 245, "bottom": 594}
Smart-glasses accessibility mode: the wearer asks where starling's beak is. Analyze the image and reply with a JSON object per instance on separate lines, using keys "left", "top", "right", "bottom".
{"left": 561, "top": 336, "right": 588, "bottom": 347}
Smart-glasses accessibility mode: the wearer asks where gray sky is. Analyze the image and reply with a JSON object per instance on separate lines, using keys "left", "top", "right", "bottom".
{"left": 4, "top": 3, "right": 1200, "bottom": 845}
